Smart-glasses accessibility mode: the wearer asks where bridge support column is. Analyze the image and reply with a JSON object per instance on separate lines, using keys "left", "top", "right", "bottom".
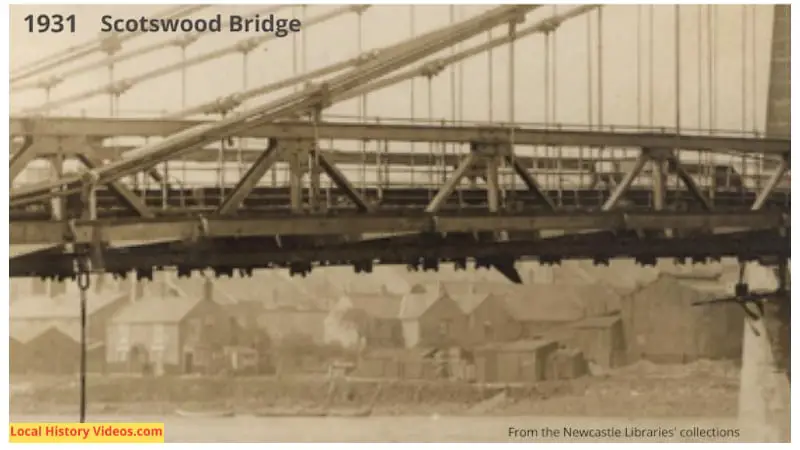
{"left": 738, "top": 262, "right": 790, "bottom": 442}
{"left": 50, "top": 154, "right": 65, "bottom": 220}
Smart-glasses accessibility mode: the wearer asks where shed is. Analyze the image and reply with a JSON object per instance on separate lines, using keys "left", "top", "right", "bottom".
{"left": 569, "top": 314, "right": 626, "bottom": 370}
{"left": 474, "top": 339, "right": 559, "bottom": 383}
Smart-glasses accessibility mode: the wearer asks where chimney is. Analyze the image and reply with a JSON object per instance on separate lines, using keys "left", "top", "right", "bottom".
{"left": 49, "top": 279, "right": 67, "bottom": 298}
{"left": 537, "top": 264, "right": 554, "bottom": 284}
{"left": 203, "top": 276, "right": 214, "bottom": 302}
{"left": 93, "top": 273, "right": 106, "bottom": 294}
{"left": 133, "top": 279, "right": 145, "bottom": 301}
{"left": 31, "top": 278, "right": 48, "bottom": 296}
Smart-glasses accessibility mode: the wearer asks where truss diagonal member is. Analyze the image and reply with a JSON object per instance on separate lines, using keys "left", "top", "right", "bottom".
{"left": 666, "top": 153, "right": 713, "bottom": 211}
{"left": 752, "top": 155, "right": 789, "bottom": 211}
{"left": 426, "top": 153, "right": 479, "bottom": 213}
{"left": 601, "top": 150, "right": 650, "bottom": 211}
{"left": 9, "top": 136, "right": 34, "bottom": 184}
{"left": 315, "top": 151, "right": 371, "bottom": 212}
{"left": 10, "top": 5, "right": 537, "bottom": 206}
{"left": 217, "top": 139, "right": 282, "bottom": 215}
{"left": 504, "top": 155, "right": 556, "bottom": 210}
{"left": 76, "top": 152, "right": 154, "bottom": 219}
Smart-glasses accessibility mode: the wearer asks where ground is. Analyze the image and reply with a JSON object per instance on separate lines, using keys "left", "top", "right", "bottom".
{"left": 9, "top": 359, "right": 740, "bottom": 418}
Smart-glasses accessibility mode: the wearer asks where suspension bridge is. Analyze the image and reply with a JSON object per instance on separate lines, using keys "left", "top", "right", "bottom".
{"left": 7, "top": 4, "right": 792, "bottom": 439}
{"left": 8, "top": 4, "right": 791, "bottom": 281}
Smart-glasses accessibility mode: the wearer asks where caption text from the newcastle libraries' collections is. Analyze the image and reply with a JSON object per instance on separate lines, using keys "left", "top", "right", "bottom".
{"left": 508, "top": 426, "right": 741, "bottom": 440}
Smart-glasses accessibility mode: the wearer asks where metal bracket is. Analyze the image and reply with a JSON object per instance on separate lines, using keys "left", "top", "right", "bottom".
{"left": 105, "top": 79, "right": 133, "bottom": 97}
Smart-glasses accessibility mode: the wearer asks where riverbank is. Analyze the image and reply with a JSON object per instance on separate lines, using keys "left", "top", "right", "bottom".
{"left": 10, "top": 360, "right": 740, "bottom": 418}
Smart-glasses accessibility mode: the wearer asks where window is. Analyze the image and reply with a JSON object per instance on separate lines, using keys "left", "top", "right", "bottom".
{"left": 483, "top": 322, "right": 494, "bottom": 341}
{"left": 152, "top": 324, "right": 165, "bottom": 351}
{"left": 438, "top": 320, "right": 451, "bottom": 337}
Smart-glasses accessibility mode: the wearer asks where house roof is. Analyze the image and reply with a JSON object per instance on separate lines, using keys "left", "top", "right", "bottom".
{"left": 338, "top": 292, "right": 403, "bottom": 319}
{"left": 10, "top": 290, "right": 128, "bottom": 321}
{"left": 476, "top": 338, "right": 558, "bottom": 352}
{"left": 501, "top": 283, "right": 620, "bottom": 322}
{"left": 572, "top": 314, "right": 622, "bottom": 329}
{"left": 9, "top": 322, "right": 101, "bottom": 346}
{"left": 398, "top": 284, "right": 448, "bottom": 320}
{"left": 111, "top": 295, "right": 203, "bottom": 324}
{"left": 171, "top": 271, "right": 328, "bottom": 311}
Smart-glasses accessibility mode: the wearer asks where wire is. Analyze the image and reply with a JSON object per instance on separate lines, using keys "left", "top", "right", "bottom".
{"left": 488, "top": 29, "right": 494, "bottom": 123}
{"left": 648, "top": 5, "right": 654, "bottom": 127}
{"left": 697, "top": 6, "right": 703, "bottom": 130}
{"left": 409, "top": 6, "right": 416, "bottom": 186}
{"left": 675, "top": 5, "right": 681, "bottom": 134}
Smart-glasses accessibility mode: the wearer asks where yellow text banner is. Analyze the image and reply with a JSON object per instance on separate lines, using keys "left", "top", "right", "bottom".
{"left": 9, "top": 423, "right": 164, "bottom": 443}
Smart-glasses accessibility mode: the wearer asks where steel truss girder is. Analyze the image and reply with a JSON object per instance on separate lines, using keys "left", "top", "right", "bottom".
{"left": 9, "top": 211, "right": 787, "bottom": 246}
{"left": 217, "top": 139, "right": 281, "bottom": 215}
{"left": 426, "top": 144, "right": 556, "bottom": 213}
{"left": 10, "top": 117, "right": 790, "bottom": 156}
{"left": 602, "top": 147, "right": 717, "bottom": 212}
{"left": 9, "top": 230, "right": 789, "bottom": 278}
{"left": 752, "top": 155, "right": 790, "bottom": 211}
{"left": 11, "top": 5, "right": 538, "bottom": 205}
{"left": 76, "top": 149, "right": 153, "bottom": 218}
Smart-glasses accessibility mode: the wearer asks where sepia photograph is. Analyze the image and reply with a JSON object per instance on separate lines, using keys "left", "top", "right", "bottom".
{"left": 8, "top": 3, "right": 790, "bottom": 443}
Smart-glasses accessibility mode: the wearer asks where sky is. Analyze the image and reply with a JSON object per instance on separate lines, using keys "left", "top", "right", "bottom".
{"left": 8, "top": 4, "right": 780, "bottom": 185}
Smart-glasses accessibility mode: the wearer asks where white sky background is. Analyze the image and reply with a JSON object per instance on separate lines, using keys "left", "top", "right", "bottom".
{"left": 8, "top": 4, "right": 777, "bottom": 186}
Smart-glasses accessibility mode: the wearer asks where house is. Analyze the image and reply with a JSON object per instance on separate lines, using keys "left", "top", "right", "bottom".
{"left": 398, "top": 284, "right": 469, "bottom": 349}
{"left": 106, "top": 278, "right": 235, "bottom": 375}
{"left": 10, "top": 281, "right": 129, "bottom": 344}
{"left": 568, "top": 314, "right": 627, "bottom": 370}
{"left": 325, "top": 291, "right": 404, "bottom": 348}
{"left": 454, "top": 288, "right": 521, "bottom": 345}
{"left": 502, "top": 283, "right": 620, "bottom": 339}
{"left": 621, "top": 273, "right": 745, "bottom": 364}
{"left": 10, "top": 324, "right": 105, "bottom": 374}
{"left": 473, "top": 339, "right": 559, "bottom": 383}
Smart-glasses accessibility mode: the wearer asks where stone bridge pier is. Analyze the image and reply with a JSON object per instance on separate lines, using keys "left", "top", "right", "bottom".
{"left": 738, "top": 262, "right": 790, "bottom": 442}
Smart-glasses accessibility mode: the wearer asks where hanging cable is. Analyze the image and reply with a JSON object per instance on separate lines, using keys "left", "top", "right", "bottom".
{"left": 597, "top": 8, "right": 604, "bottom": 129}
{"left": 543, "top": 32, "right": 552, "bottom": 191}
{"left": 488, "top": 28, "right": 494, "bottom": 123}
{"left": 636, "top": 5, "right": 642, "bottom": 127}
{"left": 551, "top": 5, "right": 560, "bottom": 199}
{"left": 648, "top": 5, "right": 654, "bottom": 128}
{"left": 673, "top": 5, "right": 682, "bottom": 191}
{"left": 750, "top": 5, "right": 757, "bottom": 134}
{"left": 180, "top": 45, "right": 188, "bottom": 192}
{"left": 238, "top": 51, "right": 249, "bottom": 178}
{"left": 409, "top": 6, "right": 416, "bottom": 186}
{"left": 357, "top": 10, "right": 367, "bottom": 196}
{"left": 585, "top": 12, "right": 593, "bottom": 189}
{"left": 740, "top": 4, "right": 748, "bottom": 132}
{"left": 427, "top": 76, "right": 434, "bottom": 191}
{"left": 675, "top": 5, "right": 681, "bottom": 134}
{"left": 697, "top": 5, "right": 703, "bottom": 130}
{"left": 507, "top": 19, "right": 517, "bottom": 202}
{"left": 447, "top": 5, "right": 456, "bottom": 184}
{"left": 708, "top": 5, "right": 716, "bottom": 133}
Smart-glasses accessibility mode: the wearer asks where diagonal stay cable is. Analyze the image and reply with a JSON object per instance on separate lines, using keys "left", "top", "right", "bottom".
{"left": 23, "top": 6, "right": 366, "bottom": 114}
{"left": 11, "top": 5, "right": 289, "bottom": 92}
{"left": 10, "top": 5, "right": 539, "bottom": 207}
{"left": 11, "top": 5, "right": 208, "bottom": 83}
